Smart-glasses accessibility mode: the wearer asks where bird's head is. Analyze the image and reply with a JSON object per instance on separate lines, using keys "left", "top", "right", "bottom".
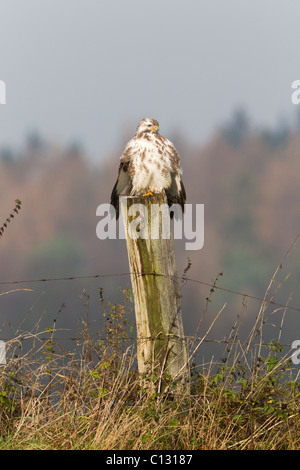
{"left": 136, "top": 118, "right": 159, "bottom": 137}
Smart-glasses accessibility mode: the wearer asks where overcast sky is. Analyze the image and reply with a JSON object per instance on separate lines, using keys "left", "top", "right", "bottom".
{"left": 0, "top": 0, "right": 299, "bottom": 161}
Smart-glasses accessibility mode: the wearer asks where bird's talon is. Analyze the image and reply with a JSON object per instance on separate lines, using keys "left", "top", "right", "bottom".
{"left": 142, "top": 191, "right": 153, "bottom": 197}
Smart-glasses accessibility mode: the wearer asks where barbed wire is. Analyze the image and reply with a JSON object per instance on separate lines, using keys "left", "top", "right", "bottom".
{"left": 0, "top": 271, "right": 297, "bottom": 351}
{"left": 0, "top": 333, "right": 293, "bottom": 349}
{"left": 0, "top": 271, "right": 299, "bottom": 313}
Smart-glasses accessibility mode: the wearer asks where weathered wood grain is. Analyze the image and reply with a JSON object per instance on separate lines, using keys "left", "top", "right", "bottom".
{"left": 121, "top": 193, "right": 189, "bottom": 392}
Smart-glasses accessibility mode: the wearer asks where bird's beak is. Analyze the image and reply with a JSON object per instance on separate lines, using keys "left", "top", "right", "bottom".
{"left": 152, "top": 125, "right": 158, "bottom": 131}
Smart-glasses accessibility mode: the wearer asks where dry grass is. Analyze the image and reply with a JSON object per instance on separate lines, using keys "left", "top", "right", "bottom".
{"left": 0, "top": 292, "right": 299, "bottom": 451}
{"left": 1, "top": 244, "right": 300, "bottom": 450}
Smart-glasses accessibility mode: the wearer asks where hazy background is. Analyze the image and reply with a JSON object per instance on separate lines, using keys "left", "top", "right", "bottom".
{"left": 1, "top": 0, "right": 299, "bottom": 159}
{"left": 0, "top": 0, "right": 300, "bottom": 363}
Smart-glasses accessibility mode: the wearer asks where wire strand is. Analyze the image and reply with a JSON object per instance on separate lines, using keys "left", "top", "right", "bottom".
{"left": 0, "top": 271, "right": 299, "bottom": 313}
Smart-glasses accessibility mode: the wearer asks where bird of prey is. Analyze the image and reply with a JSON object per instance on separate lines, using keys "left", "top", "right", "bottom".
{"left": 110, "top": 118, "right": 186, "bottom": 219}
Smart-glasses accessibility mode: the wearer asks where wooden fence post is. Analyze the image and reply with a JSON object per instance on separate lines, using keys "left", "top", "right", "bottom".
{"left": 120, "top": 193, "right": 189, "bottom": 393}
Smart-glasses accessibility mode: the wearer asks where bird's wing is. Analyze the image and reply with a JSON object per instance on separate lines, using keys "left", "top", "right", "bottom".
{"left": 110, "top": 141, "right": 134, "bottom": 218}
{"left": 164, "top": 140, "right": 186, "bottom": 216}
{"left": 167, "top": 172, "right": 186, "bottom": 214}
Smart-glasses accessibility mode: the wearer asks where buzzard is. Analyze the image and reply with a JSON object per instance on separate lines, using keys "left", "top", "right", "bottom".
{"left": 111, "top": 118, "right": 186, "bottom": 219}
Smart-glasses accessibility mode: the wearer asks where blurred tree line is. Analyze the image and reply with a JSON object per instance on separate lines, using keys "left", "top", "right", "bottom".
{"left": 0, "top": 109, "right": 299, "bottom": 345}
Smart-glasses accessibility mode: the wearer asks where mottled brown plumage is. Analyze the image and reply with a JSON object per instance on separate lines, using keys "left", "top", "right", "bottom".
{"left": 111, "top": 118, "right": 186, "bottom": 218}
